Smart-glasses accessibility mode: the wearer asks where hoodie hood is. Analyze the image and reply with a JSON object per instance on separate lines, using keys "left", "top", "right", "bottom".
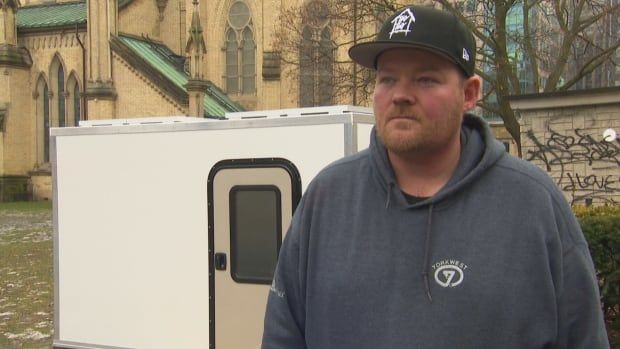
{"left": 370, "top": 113, "right": 506, "bottom": 208}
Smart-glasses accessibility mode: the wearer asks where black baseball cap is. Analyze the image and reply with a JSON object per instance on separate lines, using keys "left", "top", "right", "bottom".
{"left": 348, "top": 5, "right": 476, "bottom": 77}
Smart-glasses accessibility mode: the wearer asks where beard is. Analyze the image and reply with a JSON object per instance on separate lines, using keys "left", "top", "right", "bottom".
{"left": 376, "top": 108, "right": 463, "bottom": 156}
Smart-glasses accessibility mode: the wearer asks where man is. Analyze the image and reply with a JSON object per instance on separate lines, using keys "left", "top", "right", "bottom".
{"left": 262, "top": 5, "right": 609, "bottom": 349}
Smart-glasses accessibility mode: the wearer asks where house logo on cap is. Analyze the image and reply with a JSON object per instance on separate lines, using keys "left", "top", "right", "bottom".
{"left": 462, "top": 48, "right": 470, "bottom": 61}
{"left": 389, "top": 8, "right": 416, "bottom": 39}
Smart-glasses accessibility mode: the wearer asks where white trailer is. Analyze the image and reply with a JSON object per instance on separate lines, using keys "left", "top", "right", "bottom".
{"left": 51, "top": 106, "right": 374, "bottom": 349}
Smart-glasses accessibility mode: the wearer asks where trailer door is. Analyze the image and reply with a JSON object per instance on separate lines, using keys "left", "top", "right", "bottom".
{"left": 208, "top": 159, "right": 301, "bottom": 349}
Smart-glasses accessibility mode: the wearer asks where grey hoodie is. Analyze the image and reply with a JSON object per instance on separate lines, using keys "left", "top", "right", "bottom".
{"left": 262, "top": 115, "right": 609, "bottom": 349}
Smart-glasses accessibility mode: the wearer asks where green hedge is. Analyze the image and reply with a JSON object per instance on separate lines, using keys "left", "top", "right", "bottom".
{"left": 575, "top": 205, "right": 620, "bottom": 347}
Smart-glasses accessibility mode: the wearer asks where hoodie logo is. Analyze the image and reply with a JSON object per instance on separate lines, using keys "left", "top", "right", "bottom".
{"left": 389, "top": 8, "right": 416, "bottom": 38}
{"left": 270, "top": 279, "right": 285, "bottom": 298}
{"left": 432, "top": 259, "right": 468, "bottom": 287}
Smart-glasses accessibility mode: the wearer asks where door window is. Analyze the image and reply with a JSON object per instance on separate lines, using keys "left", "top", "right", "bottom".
{"left": 229, "top": 185, "right": 281, "bottom": 284}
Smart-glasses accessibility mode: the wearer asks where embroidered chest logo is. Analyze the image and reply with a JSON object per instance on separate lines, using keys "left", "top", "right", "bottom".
{"left": 389, "top": 8, "right": 416, "bottom": 38}
{"left": 432, "top": 259, "right": 468, "bottom": 287}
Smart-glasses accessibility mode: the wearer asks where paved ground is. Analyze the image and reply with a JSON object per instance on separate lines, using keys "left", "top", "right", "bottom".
{"left": 0, "top": 203, "right": 53, "bottom": 349}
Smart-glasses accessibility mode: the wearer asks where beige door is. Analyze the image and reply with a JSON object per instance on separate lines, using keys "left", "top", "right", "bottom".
{"left": 209, "top": 159, "right": 300, "bottom": 349}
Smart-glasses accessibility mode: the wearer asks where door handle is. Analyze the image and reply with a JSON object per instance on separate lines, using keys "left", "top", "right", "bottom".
{"left": 215, "top": 253, "right": 227, "bottom": 271}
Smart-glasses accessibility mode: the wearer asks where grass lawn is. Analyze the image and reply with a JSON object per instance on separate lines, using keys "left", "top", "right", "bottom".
{"left": 0, "top": 201, "right": 53, "bottom": 349}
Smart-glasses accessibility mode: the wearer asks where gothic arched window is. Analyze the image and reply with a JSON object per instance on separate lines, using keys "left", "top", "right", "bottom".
{"left": 226, "top": 29, "right": 239, "bottom": 94}
{"left": 67, "top": 73, "right": 82, "bottom": 127}
{"left": 224, "top": 1, "right": 256, "bottom": 95}
{"left": 317, "top": 27, "right": 333, "bottom": 106}
{"left": 58, "top": 64, "right": 66, "bottom": 127}
{"left": 50, "top": 54, "right": 67, "bottom": 128}
{"left": 299, "top": 27, "right": 314, "bottom": 107}
{"left": 35, "top": 75, "right": 50, "bottom": 164}
{"left": 299, "top": 1, "right": 333, "bottom": 107}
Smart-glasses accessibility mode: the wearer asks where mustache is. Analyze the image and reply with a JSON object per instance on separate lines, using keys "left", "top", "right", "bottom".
{"left": 385, "top": 108, "right": 419, "bottom": 120}
{"left": 385, "top": 106, "right": 418, "bottom": 120}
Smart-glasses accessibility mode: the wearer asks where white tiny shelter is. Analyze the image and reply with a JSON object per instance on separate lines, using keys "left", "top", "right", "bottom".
{"left": 51, "top": 106, "right": 374, "bottom": 349}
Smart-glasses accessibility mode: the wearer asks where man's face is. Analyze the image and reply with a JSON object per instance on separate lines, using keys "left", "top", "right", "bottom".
{"left": 373, "top": 48, "right": 477, "bottom": 157}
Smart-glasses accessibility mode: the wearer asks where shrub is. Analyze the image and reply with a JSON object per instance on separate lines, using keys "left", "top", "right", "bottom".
{"left": 575, "top": 205, "right": 620, "bottom": 347}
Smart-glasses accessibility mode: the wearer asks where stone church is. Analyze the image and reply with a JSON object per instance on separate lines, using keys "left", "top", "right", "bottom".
{"left": 1, "top": 0, "right": 338, "bottom": 201}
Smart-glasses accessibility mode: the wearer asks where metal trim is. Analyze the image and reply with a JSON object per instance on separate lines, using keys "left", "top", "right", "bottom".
{"left": 50, "top": 114, "right": 367, "bottom": 137}
{"left": 53, "top": 340, "right": 136, "bottom": 349}
{"left": 51, "top": 133, "right": 61, "bottom": 342}
{"left": 350, "top": 113, "right": 375, "bottom": 124}
{"left": 225, "top": 105, "right": 372, "bottom": 119}
{"left": 344, "top": 113, "right": 375, "bottom": 155}
{"left": 343, "top": 121, "right": 357, "bottom": 156}
{"left": 51, "top": 111, "right": 376, "bottom": 137}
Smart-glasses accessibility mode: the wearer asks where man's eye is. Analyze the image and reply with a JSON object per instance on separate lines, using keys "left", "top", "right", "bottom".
{"left": 417, "top": 77, "right": 438, "bottom": 86}
{"left": 379, "top": 76, "right": 396, "bottom": 84}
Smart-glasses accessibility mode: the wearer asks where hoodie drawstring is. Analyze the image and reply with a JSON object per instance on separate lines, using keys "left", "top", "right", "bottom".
{"left": 385, "top": 183, "right": 433, "bottom": 302}
{"left": 421, "top": 204, "right": 434, "bottom": 303}
{"left": 385, "top": 183, "right": 394, "bottom": 209}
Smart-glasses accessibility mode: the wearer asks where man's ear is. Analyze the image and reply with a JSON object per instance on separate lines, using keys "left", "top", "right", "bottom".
{"left": 463, "top": 75, "right": 481, "bottom": 111}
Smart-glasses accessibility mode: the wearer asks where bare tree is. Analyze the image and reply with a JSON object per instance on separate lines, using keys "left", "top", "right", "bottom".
{"left": 274, "top": 0, "right": 620, "bottom": 155}
{"left": 273, "top": 0, "right": 404, "bottom": 106}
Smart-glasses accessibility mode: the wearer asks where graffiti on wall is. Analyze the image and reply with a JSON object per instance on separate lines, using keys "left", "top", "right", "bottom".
{"left": 526, "top": 128, "right": 620, "bottom": 205}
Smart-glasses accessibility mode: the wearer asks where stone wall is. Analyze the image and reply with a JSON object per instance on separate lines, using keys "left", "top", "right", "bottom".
{"left": 30, "top": 171, "right": 52, "bottom": 201}
{"left": 489, "top": 121, "right": 519, "bottom": 157}
{"left": 511, "top": 87, "right": 620, "bottom": 206}
{"left": 0, "top": 176, "right": 30, "bottom": 201}
{"left": 113, "top": 52, "right": 186, "bottom": 118}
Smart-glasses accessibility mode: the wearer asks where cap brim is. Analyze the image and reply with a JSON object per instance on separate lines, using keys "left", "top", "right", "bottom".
{"left": 348, "top": 41, "right": 459, "bottom": 71}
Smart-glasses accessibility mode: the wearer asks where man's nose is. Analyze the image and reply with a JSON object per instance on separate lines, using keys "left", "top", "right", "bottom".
{"left": 391, "top": 81, "right": 416, "bottom": 105}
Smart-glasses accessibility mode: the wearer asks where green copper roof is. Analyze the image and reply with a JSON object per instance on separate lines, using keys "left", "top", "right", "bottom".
{"left": 17, "top": 2, "right": 86, "bottom": 29}
{"left": 17, "top": 1, "right": 133, "bottom": 30}
{"left": 118, "top": 0, "right": 134, "bottom": 9}
{"left": 117, "top": 34, "right": 243, "bottom": 117}
{"left": 15, "top": 2, "right": 242, "bottom": 117}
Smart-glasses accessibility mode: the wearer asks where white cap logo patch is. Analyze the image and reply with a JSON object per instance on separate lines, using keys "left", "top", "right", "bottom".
{"left": 462, "top": 48, "right": 470, "bottom": 62}
{"left": 389, "top": 8, "right": 416, "bottom": 39}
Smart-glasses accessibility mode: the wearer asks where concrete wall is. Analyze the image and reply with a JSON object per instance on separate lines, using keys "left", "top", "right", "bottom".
{"left": 512, "top": 87, "right": 620, "bottom": 206}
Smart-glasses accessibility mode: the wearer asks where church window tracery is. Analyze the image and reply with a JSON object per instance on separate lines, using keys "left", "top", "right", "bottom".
{"left": 224, "top": 0, "right": 256, "bottom": 95}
